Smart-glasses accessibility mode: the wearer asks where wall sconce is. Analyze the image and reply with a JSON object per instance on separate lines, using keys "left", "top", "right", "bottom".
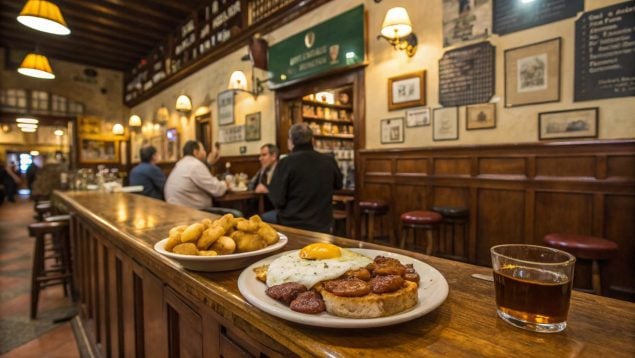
{"left": 227, "top": 70, "right": 268, "bottom": 99}
{"left": 175, "top": 95, "right": 192, "bottom": 112}
{"left": 378, "top": 7, "right": 418, "bottom": 57}
{"left": 112, "top": 123, "right": 124, "bottom": 135}
{"left": 1, "top": 124, "right": 11, "bottom": 134}
{"left": 54, "top": 128, "right": 64, "bottom": 136}
{"left": 156, "top": 105, "right": 170, "bottom": 125}
{"left": 128, "top": 114, "right": 142, "bottom": 132}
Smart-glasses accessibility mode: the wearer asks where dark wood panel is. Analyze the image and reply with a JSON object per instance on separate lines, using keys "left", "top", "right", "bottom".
{"left": 142, "top": 267, "right": 168, "bottom": 358}
{"left": 607, "top": 155, "right": 635, "bottom": 179}
{"left": 396, "top": 158, "right": 428, "bottom": 175}
{"left": 536, "top": 156, "right": 596, "bottom": 178}
{"left": 604, "top": 194, "right": 635, "bottom": 299}
{"left": 534, "top": 192, "right": 594, "bottom": 241}
{"left": 432, "top": 186, "right": 468, "bottom": 207}
{"left": 165, "top": 287, "right": 203, "bottom": 358}
{"left": 478, "top": 157, "right": 526, "bottom": 176}
{"left": 216, "top": 155, "right": 260, "bottom": 178}
{"left": 434, "top": 157, "right": 471, "bottom": 176}
{"left": 365, "top": 159, "right": 392, "bottom": 174}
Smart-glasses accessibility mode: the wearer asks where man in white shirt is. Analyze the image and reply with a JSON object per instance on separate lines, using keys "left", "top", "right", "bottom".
{"left": 165, "top": 140, "right": 228, "bottom": 209}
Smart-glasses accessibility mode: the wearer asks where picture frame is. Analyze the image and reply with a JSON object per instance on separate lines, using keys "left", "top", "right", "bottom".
{"left": 388, "top": 71, "right": 426, "bottom": 110}
{"left": 433, "top": 107, "right": 459, "bottom": 141}
{"left": 244, "top": 112, "right": 261, "bottom": 141}
{"left": 538, "top": 107, "right": 598, "bottom": 140}
{"left": 217, "top": 90, "right": 234, "bottom": 126}
{"left": 219, "top": 125, "right": 245, "bottom": 143}
{"left": 79, "top": 138, "right": 119, "bottom": 163}
{"left": 466, "top": 103, "right": 496, "bottom": 130}
{"left": 406, "top": 107, "right": 431, "bottom": 127}
{"left": 380, "top": 117, "right": 405, "bottom": 144}
{"left": 505, "top": 38, "right": 561, "bottom": 107}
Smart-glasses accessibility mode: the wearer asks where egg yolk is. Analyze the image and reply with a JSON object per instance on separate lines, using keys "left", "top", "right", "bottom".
{"left": 299, "top": 243, "right": 341, "bottom": 260}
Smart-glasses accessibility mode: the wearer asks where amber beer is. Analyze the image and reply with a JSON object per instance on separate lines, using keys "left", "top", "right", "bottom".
{"left": 490, "top": 244, "right": 575, "bottom": 333}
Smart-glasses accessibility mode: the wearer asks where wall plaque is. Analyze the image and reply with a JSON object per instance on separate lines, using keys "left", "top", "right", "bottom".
{"left": 575, "top": 1, "right": 635, "bottom": 102}
{"left": 493, "top": 0, "right": 583, "bottom": 36}
{"left": 442, "top": 0, "right": 492, "bottom": 47}
{"left": 439, "top": 42, "right": 495, "bottom": 107}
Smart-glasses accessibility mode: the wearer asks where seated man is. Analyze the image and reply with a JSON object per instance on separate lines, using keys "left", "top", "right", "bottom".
{"left": 129, "top": 145, "right": 166, "bottom": 200}
{"left": 248, "top": 144, "right": 279, "bottom": 222}
{"left": 165, "top": 140, "right": 228, "bottom": 209}
{"left": 268, "top": 123, "right": 343, "bottom": 233}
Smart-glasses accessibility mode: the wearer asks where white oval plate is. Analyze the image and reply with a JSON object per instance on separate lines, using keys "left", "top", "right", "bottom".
{"left": 238, "top": 249, "right": 449, "bottom": 328}
{"left": 154, "top": 233, "right": 288, "bottom": 272}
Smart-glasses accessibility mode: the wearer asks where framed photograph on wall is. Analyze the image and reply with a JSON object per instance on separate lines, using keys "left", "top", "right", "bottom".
{"left": 433, "top": 107, "right": 459, "bottom": 141}
{"left": 380, "top": 117, "right": 404, "bottom": 144}
{"left": 406, "top": 107, "right": 431, "bottom": 127}
{"left": 388, "top": 71, "right": 426, "bottom": 110}
{"left": 505, "top": 38, "right": 561, "bottom": 107}
{"left": 244, "top": 112, "right": 261, "bottom": 141}
{"left": 466, "top": 103, "right": 496, "bottom": 130}
{"left": 217, "top": 90, "right": 234, "bottom": 126}
{"left": 79, "top": 139, "right": 118, "bottom": 163}
{"left": 539, "top": 107, "right": 598, "bottom": 140}
{"left": 219, "top": 125, "right": 245, "bottom": 143}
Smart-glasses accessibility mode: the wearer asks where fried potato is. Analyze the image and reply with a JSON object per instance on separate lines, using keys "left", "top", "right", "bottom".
{"left": 249, "top": 215, "right": 263, "bottom": 224}
{"left": 164, "top": 235, "right": 182, "bottom": 252}
{"left": 198, "top": 250, "right": 218, "bottom": 257}
{"left": 236, "top": 218, "right": 259, "bottom": 232}
{"left": 253, "top": 265, "right": 268, "bottom": 283}
{"left": 210, "top": 236, "right": 236, "bottom": 255}
{"left": 172, "top": 243, "right": 199, "bottom": 255}
{"left": 196, "top": 225, "right": 225, "bottom": 250}
{"left": 257, "top": 223, "right": 279, "bottom": 245}
{"left": 181, "top": 223, "right": 205, "bottom": 243}
{"left": 234, "top": 232, "right": 267, "bottom": 253}
{"left": 200, "top": 218, "right": 213, "bottom": 229}
{"left": 168, "top": 225, "right": 187, "bottom": 238}
{"left": 212, "top": 214, "right": 235, "bottom": 232}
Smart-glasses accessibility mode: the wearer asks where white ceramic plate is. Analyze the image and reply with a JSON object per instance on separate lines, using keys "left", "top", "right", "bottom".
{"left": 154, "top": 233, "right": 288, "bottom": 272}
{"left": 238, "top": 249, "right": 449, "bottom": 328}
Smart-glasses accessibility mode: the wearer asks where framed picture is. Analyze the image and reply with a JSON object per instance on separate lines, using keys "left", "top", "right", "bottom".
{"left": 466, "top": 103, "right": 496, "bottom": 130}
{"left": 219, "top": 125, "right": 245, "bottom": 143}
{"left": 538, "top": 108, "right": 598, "bottom": 140}
{"left": 79, "top": 139, "right": 118, "bottom": 163}
{"left": 217, "top": 90, "right": 234, "bottom": 126}
{"left": 406, "top": 107, "right": 430, "bottom": 127}
{"left": 380, "top": 118, "right": 404, "bottom": 144}
{"left": 244, "top": 112, "right": 261, "bottom": 141}
{"left": 433, "top": 107, "right": 459, "bottom": 141}
{"left": 388, "top": 71, "right": 426, "bottom": 110}
{"left": 505, "top": 38, "right": 561, "bottom": 107}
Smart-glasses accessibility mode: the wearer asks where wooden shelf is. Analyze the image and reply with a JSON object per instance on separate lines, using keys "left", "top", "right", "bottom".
{"left": 302, "top": 100, "right": 352, "bottom": 110}
{"left": 302, "top": 116, "right": 352, "bottom": 124}
{"left": 314, "top": 134, "right": 354, "bottom": 140}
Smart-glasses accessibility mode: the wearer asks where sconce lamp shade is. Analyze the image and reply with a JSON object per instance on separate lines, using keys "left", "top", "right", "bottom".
{"left": 381, "top": 7, "right": 412, "bottom": 39}
{"left": 112, "top": 123, "right": 124, "bottom": 135}
{"left": 18, "top": 53, "right": 55, "bottom": 79}
{"left": 54, "top": 129, "right": 64, "bottom": 136}
{"left": 128, "top": 114, "right": 142, "bottom": 127}
{"left": 17, "top": 0, "right": 71, "bottom": 35}
{"left": 228, "top": 71, "right": 248, "bottom": 91}
{"left": 175, "top": 95, "right": 192, "bottom": 112}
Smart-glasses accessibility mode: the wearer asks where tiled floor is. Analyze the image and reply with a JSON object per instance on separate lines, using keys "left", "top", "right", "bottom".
{"left": 0, "top": 196, "right": 80, "bottom": 357}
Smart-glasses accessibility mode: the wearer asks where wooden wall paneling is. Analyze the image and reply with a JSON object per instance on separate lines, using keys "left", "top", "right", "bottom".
{"left": 524, "top": 189, "right": 535, "bottom": 247}
{"left": 119, "top": 253, "right": 137, "bottom": 357}
{"left": 607, "top": 155, "right": 635, "bottom": 178}
{"left": 164, "top": 287, "right": 203, "bottom": 358}
{"left": 433, "top": 157, "right": 471, "bottom": 176}
{"left": 533, "top": 192, "right": 594, "bottom": 242}
{"left": 215, "top": 155, "right": 260, "bottom": 178}
{"left": 535, "top": 156, "right": 596, "bottom": 178}
{"left": 395, "top": 157, "right": 428, "bottom": 176}
{"left": 477, "top": 157, "right": 527, "bottom": 177}
{"left": 97, "top": 240, "right": 111, "bottom": 357}
{"left": 201, "top": 311, "right": 221, "bottom": 357}
{"left": 142, "top": 266, "right": 168, "bottom": 358}
{"left": 468, "top": 187, "right": 478, "bottom": 262}
{"left": 107, "top": 251, "right": 122, "bottom": 358}
{"left": 365, "top": 158, "right": 392, "bottom": 174}
{"left": 361, "top": 182, "right": 395, "bottom": 241}
{"left": 604, "top": 194, "right": 635, "bottom": 299}
{"left": 90, "top": 230, "right": 99, "bottom": 336}
{"left": 433, "top": 186, "right": 469, "bottom": 257}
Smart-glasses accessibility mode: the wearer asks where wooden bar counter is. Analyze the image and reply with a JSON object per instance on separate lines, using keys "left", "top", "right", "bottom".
{"left": 53, "top": 191, "right": 635, "bottom": 357}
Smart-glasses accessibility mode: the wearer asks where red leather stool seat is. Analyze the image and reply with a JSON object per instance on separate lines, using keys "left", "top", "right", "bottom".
{"left": 359, "top": 200, "right": 389, "bottom": 213}
{"left": 544, "top": 233, "right": 618, "bottom": 260}
{"left": 359, "top": 200, "right": 392, "bottom": 245}
{"left": 400, "top": 211, "right": 442, "bottom": 225}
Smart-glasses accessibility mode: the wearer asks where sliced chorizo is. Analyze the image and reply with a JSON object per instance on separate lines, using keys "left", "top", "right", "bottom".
{"left": 290, "top": 291, "right": 325, "bottom": 314}
{"left": 265, "top": 282, "right": 307, "bottom": 304}
{"left": 323, "top": 278, "right": 371, "bottom": 297}
{"left": 370, "top": 275, "right": 404, "bottom": 294}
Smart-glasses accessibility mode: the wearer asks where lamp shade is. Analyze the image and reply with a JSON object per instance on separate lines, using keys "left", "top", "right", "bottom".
{"left": 54, "top": 129, "right": 64, "bottom": 136}
{"left": 17, "top": 0, "right": 71, "bottom": 35}
{"left": 112, "top": 123, "right": 124, "bottom": 135}
{"left": 17, "top": 53, "right": 55, "bottom": 79}
{"left": 228, "top": 70, "right": 248, "bottom": 91}
{"left": 381, "top": 7, "right": 412, "bottom": 39}
{"left": 128, "top": 114, "right": 142, "bottom": 127}
{"left": 16, "top": 117, "right": 39, "bottom": 124}
{"left": 175, "top": 95, "right": 192, "bottom": 112}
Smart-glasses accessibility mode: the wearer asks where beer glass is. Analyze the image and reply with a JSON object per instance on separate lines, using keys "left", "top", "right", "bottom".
{"left": 490, "top": 244, "right": 576, "bottom": 333}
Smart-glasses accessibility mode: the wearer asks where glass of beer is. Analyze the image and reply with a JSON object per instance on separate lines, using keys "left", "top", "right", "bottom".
{"left": 490, "top": 244, "right": 576, "bottom": 333}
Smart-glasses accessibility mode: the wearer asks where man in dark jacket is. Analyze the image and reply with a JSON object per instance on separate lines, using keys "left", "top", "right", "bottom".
{"left": 129, "top": 146, "right": 166, "bottom": 200}
{"left": 268, "top": 123, "right": 343, "bottom": 233}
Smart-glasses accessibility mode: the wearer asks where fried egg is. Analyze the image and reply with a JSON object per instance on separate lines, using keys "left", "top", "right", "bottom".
{"left": 266, "top": 243, "right": 373, "bottom": 289}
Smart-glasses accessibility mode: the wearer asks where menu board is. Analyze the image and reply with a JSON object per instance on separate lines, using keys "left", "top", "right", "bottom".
{"left": 575, "top": 1, "right": 635, "bottom": 101}
{"left": 494, "top": 0, "right": 583, "bottom": 36}
{"left": 439, "top": 42, "right": 495, "bottom": 107}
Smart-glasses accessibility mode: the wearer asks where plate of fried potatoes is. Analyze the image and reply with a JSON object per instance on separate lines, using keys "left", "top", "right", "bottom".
{"left": 154, "top": 214, "right": 288, "bottom": 272}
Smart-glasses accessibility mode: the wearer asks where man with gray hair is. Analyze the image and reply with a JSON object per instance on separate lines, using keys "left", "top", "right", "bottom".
{"left": 268, "top": 123, "right": 343, "bottom": 233}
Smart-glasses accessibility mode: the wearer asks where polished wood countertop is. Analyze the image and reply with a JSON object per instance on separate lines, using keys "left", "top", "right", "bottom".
{"left": 55, "top": 191, "right": 635, "bottom": 357}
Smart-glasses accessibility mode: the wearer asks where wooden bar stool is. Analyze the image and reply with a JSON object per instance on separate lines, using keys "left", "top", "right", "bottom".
{"left": 400, "top": 211, "right": 443, "bottom": 255}
{"left": 544, "top": 233, "right": 618, "bottom": 296}
{"left": 432, "top": 206, "right": 469, "bottom": 260}
{"left": 28, "top": 221, "right": 74, "bottom": 319}
{"left": 34, "top": 202, "right": 52, "bottom": 222}
{"left": 359, "top": 200, "right": 391, "bottom": 244}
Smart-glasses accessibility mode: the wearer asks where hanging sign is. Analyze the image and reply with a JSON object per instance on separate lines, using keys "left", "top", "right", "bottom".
{"left": 494, "top": 0, "right": 583, "bottom": 36}
{"left": 268, "top": 5, "right": 365, "bottom": 86}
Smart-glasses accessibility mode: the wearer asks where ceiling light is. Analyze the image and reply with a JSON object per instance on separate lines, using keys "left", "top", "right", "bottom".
{"left": 112, "top": 123, "right": 124, "bottom": 135}
{"left": 18, "top": 53, "right": 55, "bottom": 79}
{"left": 30, "top": 150, "right": 40, "bottom": 156}
{"left": 128, "top": 114, "right": 142, "bottom": 127}
{"left": 54, "top": 129, "right": 64, "bottom": 136}
{"left": 17, "top": 0, "right": 71, "bottom": 35}
{"left": 17, "top": 123, "right": 38, "bottom": 128}
{"left": 21, "top": 127, "right": 37, "bottom": 132}
{"left": 16, "top": 117, "right": 39, "bottom": 124}
{"left": 176, "top": 95, "right": 192, "bottom": 112}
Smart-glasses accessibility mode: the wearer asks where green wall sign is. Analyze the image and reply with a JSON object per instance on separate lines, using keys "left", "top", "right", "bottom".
{"left": 268, "top": 5, "right": 365, "bottom": 86}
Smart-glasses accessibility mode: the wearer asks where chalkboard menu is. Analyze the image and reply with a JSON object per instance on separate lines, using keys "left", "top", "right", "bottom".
{"left": 439, "top": 42, "right": 495, "bottom": 107}
{"left": 493, "top": 0, "right": 583, "bottom": 36}
{"left": 575, "top": 1, "right": 635, "bottom": 102}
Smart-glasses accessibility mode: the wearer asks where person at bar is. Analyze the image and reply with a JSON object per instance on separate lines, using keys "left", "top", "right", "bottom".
{"left": 268, "top": 123, "right": 343, "bottom": 233}
{"left": 31, "top": 154, "right": 65, "bottom": 200}
{"left": 165, "top": 140, "right": 228, "bottom": 209}
{"left": 129, "top": 145, "right": 166, "bottom": 200}
{"left": 248, "top": 143, "right": 279, "bottom": 222}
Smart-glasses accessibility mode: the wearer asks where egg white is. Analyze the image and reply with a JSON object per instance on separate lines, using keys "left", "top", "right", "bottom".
{"left": 266, "top": 249, "right": 373, "bottom": 289}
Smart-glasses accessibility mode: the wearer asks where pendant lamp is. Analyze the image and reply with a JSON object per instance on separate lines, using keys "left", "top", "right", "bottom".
{"left": 17, "top": 0, "right": 71, "bottom": 35}
{"left": 18, "top": 53, "right": 55, "bottom": 79}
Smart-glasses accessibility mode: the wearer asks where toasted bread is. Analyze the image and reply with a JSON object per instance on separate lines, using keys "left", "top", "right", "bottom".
{"left": 317, "top": 280, "right": 418, "bottom": 318}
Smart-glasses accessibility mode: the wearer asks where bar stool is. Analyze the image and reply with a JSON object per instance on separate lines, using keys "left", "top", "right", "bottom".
{"left": 432, "top": 206, "right": 469, "bottom": 260}
{"left": 359, "top": 200, "right": 391, "bottom": 244}
{"left": 34, "top": 202, "right": 52, "bottom": 222}
{"left": 400, "top": 211, "right": 443, "bottom": 255}
{"left": 28, "top": 221, "right": 74, "bottom": 319}
{"left": 543, "top": 233, "right": 618, "bottom": 296}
